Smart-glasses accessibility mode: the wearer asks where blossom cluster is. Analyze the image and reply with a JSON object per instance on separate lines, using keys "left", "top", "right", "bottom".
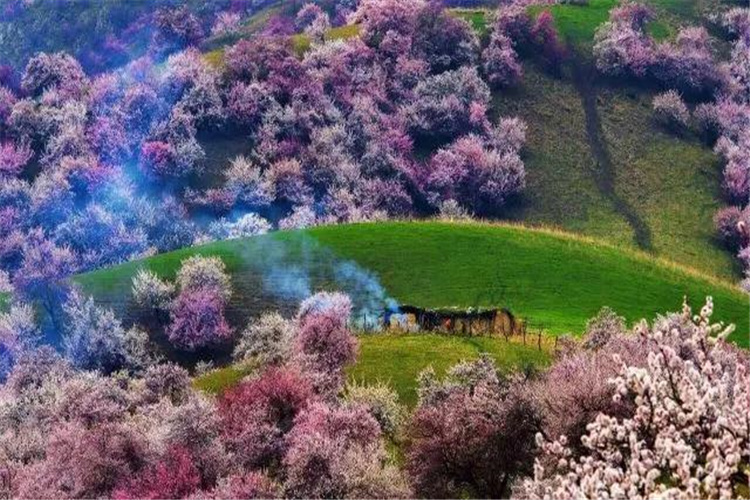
{"left": 0, "top": 288, "right": 412, "bottom": 499}
{"left": 519, "top": 297, "right": 750, "bottom": 499}
{"left": 594, "top": 4, "right": 721, "bottom": 96}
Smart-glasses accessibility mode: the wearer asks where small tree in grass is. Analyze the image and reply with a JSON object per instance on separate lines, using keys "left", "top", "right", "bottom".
{"left": 653, "top": 90, "right": 690, "bottom": 130}
{"left": 163, "top": 255, "right": 234, "bottom": 351}
{"left": 131, "top": 269, "right": 175, "bottom": 312}
{"left": 233, "top": 312, "right": 295, "bottom": 366}
{"left": 175, "top": 255, "right": 232, "bottom": 301}
{"left": 166, "top": 287, "right": 233, "bottom": 351}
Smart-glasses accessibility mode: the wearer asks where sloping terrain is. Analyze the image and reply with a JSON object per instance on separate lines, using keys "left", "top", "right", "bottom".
{"left": 75, "top": 221, "right": 749, "bottom": 346}
{"left": 198, "top": 0, "right": 741, "bottom": 281}
{"left": 496, "top": 0, "right": 739, "bottom": 280}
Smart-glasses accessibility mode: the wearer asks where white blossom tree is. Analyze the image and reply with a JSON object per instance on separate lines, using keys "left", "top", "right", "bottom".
{"left": 519, "top": 297, "right": 750, "bottom": 500}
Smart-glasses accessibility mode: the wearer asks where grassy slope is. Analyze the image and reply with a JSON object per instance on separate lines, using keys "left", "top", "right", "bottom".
{"left": 75, "top": 222, "right": 749, "bottom": 346}
{"left": 348, "top": 334, "right": 549, "bottom": 406}
{"left": 451, "top": 8, "right": 492, "bottom": 37}
{"left": 195, "top": 333, "right": 551, "bottom": 406}
{"left": 497, "top": 0, "right": 739, "bottom": 280}
{"left": 495, "top": 64, "right": 738, "bottom": 280}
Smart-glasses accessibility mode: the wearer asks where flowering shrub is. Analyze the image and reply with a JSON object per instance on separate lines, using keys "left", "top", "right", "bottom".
{"left": 175, "top": 255, "right": 232, "bottom": 301}
{"left": 594, "top": 4, "right": 656, "bottom": 78}
{"left": 408, "top": 355, "right": 542, "bottom": 498}
{"left": 520, "top": 298, "right": 750, "bottom": 499}
{"left": 652, "top": 27, "right": 722, "bottom": 96}
{"left": 0, "top": 141, "right": 32, "bottom": 178}
{"left": 595, "top": 5, "right": 720, "bottom": 96}
{"left": 166, "top": 287, "right": 233, "bottom": 351}
{"left": 131, "top": 269, "right": 175, "bottom": 311}
{"left": 0, "top": 304, "right": 40, "bottom": 382}
{"left": 0, "top": 86, "right": 17, "bottom": 128}
{"left": 483, "top": 32, "right": 523, "bottom": 88}
{"left": 343, "top": 380, "right": 405, "bottom": 437}
{"left": 412, "top": 3, "right": 479, "bottom": 73}
{"left": 21, "top": 52, "right": 88, "bottom": 97}
{"left": 404, "top": 67, "right": 491, "bottom": 139}
{"left": 714, "top": 205, "right": 749, "bottom": 250}
{"left": 652, "top": 90, "right": 690, "bottom": 130}
{"left": 13, "top": 231, "right": 77, "bottom": 321}
{"left": 153, "top": 7, "right": 205, "bottom": 55}
{"left": 62, "top": 290, "right": 153, "bottom": 374}
{"left": 113, "top": 446, "right": 201, "bottom": 500}
{"left": 283, "top": 402, "right": 411, "bottom": 498}
{"left": 233, "top": 312, "right": 295, "bottom": 366}
{"left": 425, "top": 128, "right": 526, "bottom": 214}
{"left": 219, "top": 366, "right": 315, "bottom": 468}
{"left": 211, "top": 12, "right": 242, "bottom": 38}
{"left": 530, "top": 11, "right": 566, "bottom": 73}
{"left": 532, "top": 334, "right": 647, "bottom": 458}
{"left": 294, "top": 303, "right": 358, "bottom": 396}
{"left": 582, "top": 306, "right": 627, "bottom": 350}
{"left": 208, "top": 213, "right": 272, "bottom": 241}
{"left": 223, "top": 156, "right": 274, "bottom": 208}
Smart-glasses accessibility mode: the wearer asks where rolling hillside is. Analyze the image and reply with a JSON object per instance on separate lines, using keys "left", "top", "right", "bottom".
{"left": 197, "top": 0, "right": 742, "bottom": 282}
{"left": 496, "top": 0, "right": 739, "bottom": 280}
{"left": 76, "top": 221, "right": 749, "bottom": 347}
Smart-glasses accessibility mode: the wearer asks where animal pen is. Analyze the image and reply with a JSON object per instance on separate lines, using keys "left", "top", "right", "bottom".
{"left": 378, "top": 305, "right": 526, "bottom": 338}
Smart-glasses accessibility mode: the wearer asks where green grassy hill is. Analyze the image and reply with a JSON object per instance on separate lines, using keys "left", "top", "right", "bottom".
{"left": 495, "top": 62, "right": 736, "bottom": 280}
{"left": 75, "top": 221, "right": 749, "bottom": 347}
{"left": 495, "top": 0, "right": 739, "bottom": 280}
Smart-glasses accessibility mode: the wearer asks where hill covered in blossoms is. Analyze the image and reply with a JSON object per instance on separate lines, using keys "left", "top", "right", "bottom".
{"left": 0, "top": 0, "right": 748, "bottom": 498}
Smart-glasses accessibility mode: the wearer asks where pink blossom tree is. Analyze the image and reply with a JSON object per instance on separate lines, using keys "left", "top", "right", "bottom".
{"left": 21, "top": 52, "right": 88, "bottom": 98}
{"left": 407, "top": 355, "right": 542, "bottom": 498}
{"left": 283, "top": 402, "right": 410, "bottom": 498}
{"left": 0, "top": 141, "right": 32, "bottom": 178}
{"left": 531, "top": 11, "right": 567, "bottom": 73}
{"left": 219, "top": 366, "right": 316, "bottom": 468}
{"left": 593, "top": 4, "right": 655, "bottom": 78}
{"left": 403, "top": 67, "right": 491, "bottom": 139}
{"left": 714, "top": 205, "right": 749, "bottom": 250}
{"left": 113, "top": 446, "right": 202, "bottom": 500}
{"left": 652, "top": 90, "right": 690, "bottom": 130}
{"left": 15, "top": 422, "right": 147, "bottom": 499}
{"left": 166, "top": 287, "right": 233, "bottom": 351}
{"left": 13, "top": 230, "right": 77, "bottom": 329}
{"left": 0, "top": 86, "right": 17, "bottom": 129}
{"left": 153, "top": 7, "right": 205, "bottom": 55}
{"left": 294, "top": 297, "right": 358, "bottom": 396}
{"left": 425, "top": 131, "right": 526, "bottom": 214}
